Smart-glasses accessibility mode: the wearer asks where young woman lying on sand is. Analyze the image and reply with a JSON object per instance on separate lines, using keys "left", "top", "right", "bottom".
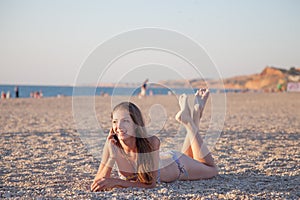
{"left": 91, "top": 89, "right": 218, "bottom": 191}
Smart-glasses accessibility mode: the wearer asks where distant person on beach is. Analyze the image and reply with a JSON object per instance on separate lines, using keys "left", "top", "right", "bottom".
{"left": 139, "top": 79, "right": 149, "bottom": 98}
{"left": 31, "top": 91, "right": 43, "bottom": 99}
{"left": 91, "top": 88, "right": 217, "bottom": 191}
{"left": 14, "top": 86, "right": 19, "bottom": 98}
{"left": 1, "top": 91, "right": 6, "bottom": 99}
{"left": 6, "top": 91, "right": 10, "bottom": 99}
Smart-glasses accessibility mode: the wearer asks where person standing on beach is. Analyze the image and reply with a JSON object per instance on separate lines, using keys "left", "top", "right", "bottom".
{"left": 14, "top": 86, "right": 19, "bottom": 98}
{"left": 1, "top": 91, "right": 6, "bottom": 99}
{"left": 91, "top": 88, "right": 218, "bottom": 191}
{"left": 139, "top": 79, "right": 149, "bottom": 98}
{"left": 6, "top": 91, "right": 10, "bottom": 99}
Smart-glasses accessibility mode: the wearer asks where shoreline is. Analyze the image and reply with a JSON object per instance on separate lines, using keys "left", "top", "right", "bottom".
{"left": 1, "top": 83, "right": 282, "bottom": 100}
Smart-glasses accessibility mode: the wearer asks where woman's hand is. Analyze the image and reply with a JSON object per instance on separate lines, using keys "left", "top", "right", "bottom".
{"left": 107, "top": 128, "right": 117, "bottom": 144}
{"left": 91, "top": 177, "right": 119, "bottom": 191}
{"left": 105, "top": 128, "right": 118, "bottom": 159}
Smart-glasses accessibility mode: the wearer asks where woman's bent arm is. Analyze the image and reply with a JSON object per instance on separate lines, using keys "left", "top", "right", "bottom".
{"left": 92, "top": 139, "right": 117, "bottom": 182}
{"left": 93, "top": 163, "right": 113, "bottom": 181}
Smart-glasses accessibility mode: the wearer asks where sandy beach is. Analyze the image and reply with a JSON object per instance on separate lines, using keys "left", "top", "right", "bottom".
{"left": 1, "top": 93, "right": 299, "bottom": 199}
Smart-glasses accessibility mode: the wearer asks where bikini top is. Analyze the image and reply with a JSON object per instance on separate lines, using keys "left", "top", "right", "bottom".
{"left": 118, "top": 171, "right": 138, "bottom": 181}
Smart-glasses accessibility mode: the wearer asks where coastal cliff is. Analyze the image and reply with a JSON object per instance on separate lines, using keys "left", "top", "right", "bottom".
{"left": 160, "top": 66, "right": 300, "bottom": 91}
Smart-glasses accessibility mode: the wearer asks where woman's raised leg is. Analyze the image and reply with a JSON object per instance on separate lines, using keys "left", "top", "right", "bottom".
{"left": 193, "top": 88, "right": 209, "bottom": 128}
{"left": 177, "top": 94, "right": 193, "bottom": 157}
{"left": 180, "top": 89, "right": 211, "bottom": 160}
{"left": 176, "top": 92, "right": 216, "bottom": 167}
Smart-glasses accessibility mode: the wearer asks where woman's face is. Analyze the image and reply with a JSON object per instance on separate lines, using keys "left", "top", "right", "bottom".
{"left": 112, "top": 109, "right": 136, "bottom": 141}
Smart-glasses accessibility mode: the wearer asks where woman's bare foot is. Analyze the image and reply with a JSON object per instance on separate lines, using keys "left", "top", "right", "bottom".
{"left": 175, "top": 94, "right": 192, "bottom": 124}
{"left": 193, "top": 89, "right": 209, "bottom": 127}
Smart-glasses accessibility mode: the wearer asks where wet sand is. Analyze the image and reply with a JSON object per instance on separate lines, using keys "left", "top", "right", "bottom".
{"left": 1, "top": 93, "right": 299, "bottom": 199}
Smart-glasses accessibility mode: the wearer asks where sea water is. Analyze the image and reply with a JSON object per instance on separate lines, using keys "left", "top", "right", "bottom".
{"left": 0, "top": 84, "right": 240, "bottom": 98}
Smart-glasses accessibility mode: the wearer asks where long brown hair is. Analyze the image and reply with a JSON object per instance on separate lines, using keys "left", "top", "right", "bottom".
{"left": 111, "top": 102, "right": 154, "bottom": 184}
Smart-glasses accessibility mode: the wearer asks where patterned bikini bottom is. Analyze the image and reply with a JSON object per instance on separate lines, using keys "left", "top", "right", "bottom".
{"left": 157, "top": 150, "right": 189, "bottom": 182}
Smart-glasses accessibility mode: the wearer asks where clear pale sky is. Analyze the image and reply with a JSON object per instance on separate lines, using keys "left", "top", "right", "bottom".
{"left": 0, "top": 0, "right": 299, "bottom": 85}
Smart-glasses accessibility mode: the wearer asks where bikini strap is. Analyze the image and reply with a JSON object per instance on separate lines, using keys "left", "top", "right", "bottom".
{"left": 171, "top": 151, "right": 189, "bottom": 180}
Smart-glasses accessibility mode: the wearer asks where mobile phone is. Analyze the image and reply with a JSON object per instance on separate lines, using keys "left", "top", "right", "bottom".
{"left": 113, "top": 134, "right": 118, "bottom": 141}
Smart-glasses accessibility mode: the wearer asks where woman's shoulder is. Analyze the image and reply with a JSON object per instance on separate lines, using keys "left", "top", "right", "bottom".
{"left": 148, "top": 135, "right": 160, "bottom": 150}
